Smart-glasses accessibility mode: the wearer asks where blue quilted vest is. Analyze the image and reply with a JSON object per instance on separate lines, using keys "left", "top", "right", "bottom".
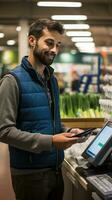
{"left": 9, "top": 56, "right": 64, "bottom": 169}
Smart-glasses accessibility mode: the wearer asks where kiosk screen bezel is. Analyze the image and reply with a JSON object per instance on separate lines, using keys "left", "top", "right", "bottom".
{"left": 82, "top": 121, "right": 112, "bottom": 167}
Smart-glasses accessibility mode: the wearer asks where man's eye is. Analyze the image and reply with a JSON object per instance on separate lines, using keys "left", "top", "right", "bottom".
{"left": 56, "top": 43, "right": 61, "bottom": 48}
{"left": 46, "top": 41, "right": 54, "bottom": 46}
{"left": 46, "top": 40, "right": 61, "bottom": 48}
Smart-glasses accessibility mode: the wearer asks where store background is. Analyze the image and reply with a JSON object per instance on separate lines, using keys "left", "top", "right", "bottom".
{"left": 0, "top": 0, "right": 112, "bottom": 94}
{"left": 0, "top": 0, "right": 112, "bottom": 199}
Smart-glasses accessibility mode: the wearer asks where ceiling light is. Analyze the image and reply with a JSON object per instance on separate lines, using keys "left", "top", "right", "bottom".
{"left": 37, "top": 1, "right": 82, "bottom": 7}
{"left": 78, "top": 46, "right": 95, "bottom": 52}
{"left": 16, "top": 26, "right": 21, "bottom": 32}
{"left": 79, "top": 48, "right": 95, "bottom": 53}
{"left": 52, "top": 15, "right": 87, "bottom": 20}
{"left": 63, "top": 24, "right": 90, "bottom": 29}
{"left": 0, "top": 33, "right": 4, "bottom": 38}
{"left": 75, "top": 42, "right": 95, "bottom": 48}
{"left": 66, "top": 31, "right": 91, "bottom": 37}
{"left": 7, "top": 40, "right": 16, "bottom": 46}
{"left": 75, "top": 42, "right": 95, "bottom": 53}
{"left": 72, "top": 37, "right": 93, "bottom": 42}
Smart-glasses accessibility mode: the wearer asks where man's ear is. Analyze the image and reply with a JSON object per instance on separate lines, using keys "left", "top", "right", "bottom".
{"left": 29, "top": 35, "right": 36, "bottom": 47}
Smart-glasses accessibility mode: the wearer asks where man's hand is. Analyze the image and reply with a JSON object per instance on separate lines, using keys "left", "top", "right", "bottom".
{"left": 69, "top": 128, "right": 89, "bottom": 142}
{"left": 52, "top": 132, "right": 82, "bottom": 150}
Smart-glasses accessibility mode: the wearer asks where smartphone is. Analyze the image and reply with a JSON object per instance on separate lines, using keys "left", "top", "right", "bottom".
{"left": 74, "top": 128, "right": 95, "bottom": 138}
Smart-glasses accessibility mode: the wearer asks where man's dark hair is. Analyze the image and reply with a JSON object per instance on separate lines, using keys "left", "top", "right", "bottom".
{"left": 28, "top": 18, "right": 64, "bottom": 39}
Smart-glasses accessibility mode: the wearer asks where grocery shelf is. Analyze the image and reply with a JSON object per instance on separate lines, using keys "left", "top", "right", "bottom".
{"left": 62, "top": 118, "right": 105, "bottom": 129}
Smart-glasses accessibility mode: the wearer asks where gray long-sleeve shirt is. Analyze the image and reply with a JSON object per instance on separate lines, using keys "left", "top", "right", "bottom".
{"left": 0, "top": 74, "right": 53, "bottom": 153}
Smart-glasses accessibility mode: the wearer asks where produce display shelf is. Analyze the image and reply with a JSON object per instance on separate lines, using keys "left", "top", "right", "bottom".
{"left": 62, "top": 118, "right": 105, "bottom": 129}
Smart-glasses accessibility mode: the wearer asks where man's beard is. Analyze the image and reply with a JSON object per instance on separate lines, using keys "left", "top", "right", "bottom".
{"left": 33, "top": 46, "right": 55, "bottom": 66}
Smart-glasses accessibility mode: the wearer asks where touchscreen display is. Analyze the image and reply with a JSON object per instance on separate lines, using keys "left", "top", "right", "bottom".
{"left": 86, "top": 125, "right": 112, "bottom": 158}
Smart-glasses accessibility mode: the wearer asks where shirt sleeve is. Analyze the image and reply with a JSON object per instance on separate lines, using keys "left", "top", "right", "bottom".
{"left": 0, "top": 74, "right": 52, "bottom": 153}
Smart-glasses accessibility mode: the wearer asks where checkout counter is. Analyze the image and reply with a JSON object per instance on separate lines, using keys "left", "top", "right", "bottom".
{"left": 63, "top": 156, "right": 104, "bottom": 200}
{"left": 62, "top": 118, "right": 112, "bottom": 200}
{"left": 62, "top": 136, "right": 96, "bottom": 200}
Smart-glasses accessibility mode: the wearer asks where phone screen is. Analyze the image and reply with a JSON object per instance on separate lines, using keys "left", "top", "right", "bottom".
{"left": 75, "top": 128, "right": 95, "bottom": 138}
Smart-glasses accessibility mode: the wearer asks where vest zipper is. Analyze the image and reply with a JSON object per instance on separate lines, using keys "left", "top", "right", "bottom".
{"left": 40, "top": 78, "right": 59, "bottom": 171}
{"left": 49, "top": 80, "right": 59, "bottom": 172}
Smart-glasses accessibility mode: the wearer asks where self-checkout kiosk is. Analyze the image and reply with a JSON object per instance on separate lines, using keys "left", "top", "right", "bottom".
{"left": 76, "top": 121, "right": 112, "bottom": 200}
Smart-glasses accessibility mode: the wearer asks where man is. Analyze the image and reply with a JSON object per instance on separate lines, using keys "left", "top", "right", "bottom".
{"left": 0, "top": 18, "right": 83, "bottom": 200}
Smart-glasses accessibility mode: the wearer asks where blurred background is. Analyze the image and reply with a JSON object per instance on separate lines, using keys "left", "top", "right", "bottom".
{"left": 0, "top": 2, "right": 112, "bottom": 199}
